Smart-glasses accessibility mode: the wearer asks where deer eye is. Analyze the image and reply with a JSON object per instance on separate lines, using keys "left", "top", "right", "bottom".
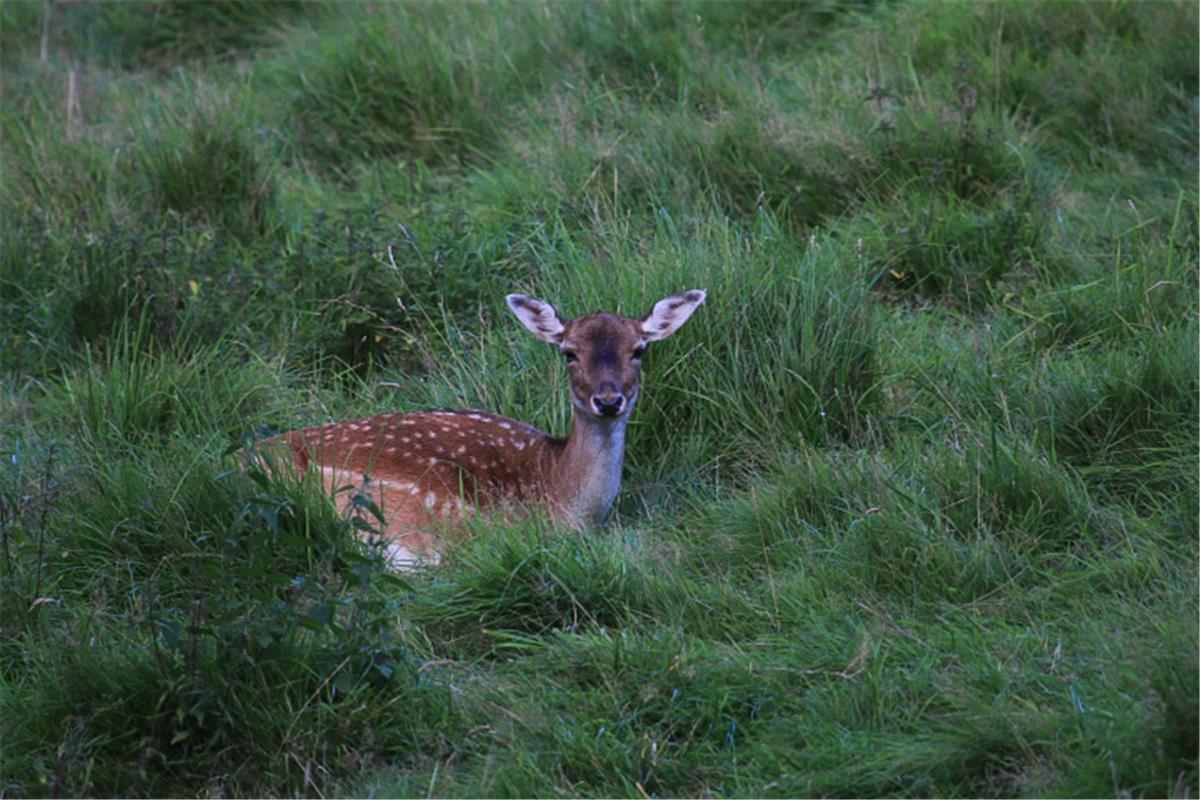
{"left": 632, "top": 346, "right": 646, "bottom": 359}
{"left": 562, "top": 350, "right": 578, "bottom": 363}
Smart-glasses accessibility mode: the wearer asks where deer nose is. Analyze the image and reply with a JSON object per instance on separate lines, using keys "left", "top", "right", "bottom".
{"left": 591, "top": 392, "right": 625, "bottom": 417}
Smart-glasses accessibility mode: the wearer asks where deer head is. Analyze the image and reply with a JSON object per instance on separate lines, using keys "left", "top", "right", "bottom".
{"left": 506, "top": 290, "right": 707, "bottom": 421}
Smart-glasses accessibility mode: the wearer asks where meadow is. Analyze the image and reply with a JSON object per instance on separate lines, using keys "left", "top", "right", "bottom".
{"left": 0, "top": 0, "right": 1196, "bottom": 796}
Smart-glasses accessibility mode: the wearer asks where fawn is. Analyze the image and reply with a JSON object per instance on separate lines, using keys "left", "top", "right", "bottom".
{"left": 265, "top": 290, "right": 706, "bottom": 567}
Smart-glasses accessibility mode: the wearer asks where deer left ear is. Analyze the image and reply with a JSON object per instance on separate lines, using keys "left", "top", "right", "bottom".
{"left": 640, "top": 289, "right": 706, "bottom": 342}
{"left": 507, "top": 294, "right": 566, "bottom": 344}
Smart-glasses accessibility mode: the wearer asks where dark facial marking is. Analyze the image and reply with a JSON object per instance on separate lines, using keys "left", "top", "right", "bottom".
{"left": 589, "top": 331, "right": 619, "bottom": 367}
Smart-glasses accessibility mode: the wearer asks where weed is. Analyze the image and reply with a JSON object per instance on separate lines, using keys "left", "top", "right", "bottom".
{"left": 1, "top": 0, "right": 1195, "bottom": 796}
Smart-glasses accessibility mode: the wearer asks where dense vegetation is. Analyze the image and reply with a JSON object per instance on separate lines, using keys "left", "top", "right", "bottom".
{"left": 1, "top": 1, "right": 1196, "bottom": 796}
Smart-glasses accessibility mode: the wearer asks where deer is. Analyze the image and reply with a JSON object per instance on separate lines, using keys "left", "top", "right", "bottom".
{"left": 262, "top": 289, "right": 706, "bottom": 568}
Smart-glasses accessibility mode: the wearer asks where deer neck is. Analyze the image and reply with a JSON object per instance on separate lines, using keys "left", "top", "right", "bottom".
{"left": 549, "top": 404, "right": 631, "bottom": 528}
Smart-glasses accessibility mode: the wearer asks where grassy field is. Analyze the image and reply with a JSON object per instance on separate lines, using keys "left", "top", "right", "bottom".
{"left": 1, "top": 0, "right": 1197, "bottom": 796}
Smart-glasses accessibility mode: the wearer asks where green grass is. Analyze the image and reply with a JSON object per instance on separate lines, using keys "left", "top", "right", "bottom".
{"left": 1, "top": 0, "right": 1196, "bottom": 796}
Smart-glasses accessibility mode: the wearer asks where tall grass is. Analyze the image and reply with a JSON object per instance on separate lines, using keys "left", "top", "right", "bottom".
{"left": 1, "top": 0, "right": 1195, "bottom": 796}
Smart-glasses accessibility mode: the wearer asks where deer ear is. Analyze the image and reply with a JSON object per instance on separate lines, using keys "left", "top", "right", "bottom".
{"left": 506, "top": 294, "right": 565, "bottom": 343}
{"left": 640, "top": 289, "right": 706, "bottom": 342}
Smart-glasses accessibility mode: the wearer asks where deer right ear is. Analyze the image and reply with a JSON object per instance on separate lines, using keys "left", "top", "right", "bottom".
{"left": 640, "top": 289, "right": 706, "bottom": 342}
{"left": 506, "top": 294, "right": 565, "bottom": 344}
